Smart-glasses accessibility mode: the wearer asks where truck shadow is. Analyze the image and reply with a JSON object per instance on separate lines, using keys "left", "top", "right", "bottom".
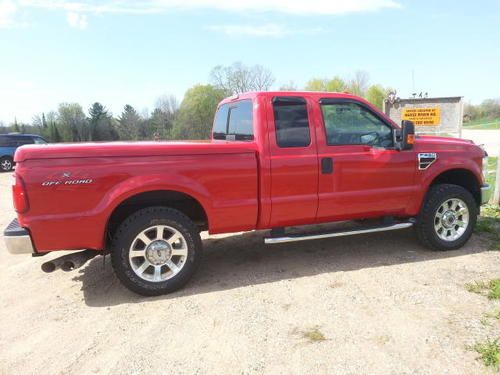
{"left": 73, "top": 228, "right": 491, "bottom": 307}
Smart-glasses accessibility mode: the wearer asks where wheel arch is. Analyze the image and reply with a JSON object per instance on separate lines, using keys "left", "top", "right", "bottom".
{"left": 427, "top": 168, "right": 481, "bottom": 206}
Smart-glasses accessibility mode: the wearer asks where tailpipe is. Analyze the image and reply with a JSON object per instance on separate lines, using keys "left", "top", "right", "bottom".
{"left": 41, "top": 250, "right": 98, "bottom": 273}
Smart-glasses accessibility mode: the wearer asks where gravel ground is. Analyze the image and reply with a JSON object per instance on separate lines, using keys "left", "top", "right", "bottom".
{"left": 462, "top": 129, "right": 500, "bottom": 156}
{"left": 0, "top": 171, "right": 498, "bottom": 375}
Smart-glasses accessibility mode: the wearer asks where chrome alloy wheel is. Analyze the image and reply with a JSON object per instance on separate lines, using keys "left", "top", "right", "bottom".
{"left": 1, "top": 159, "right": 12, "bottom": 171}
{"left": 434, "top": 198, "right": 470, "bottom": 242}
{"left": 129, "top": 225, "right": 188, "bottom": 282}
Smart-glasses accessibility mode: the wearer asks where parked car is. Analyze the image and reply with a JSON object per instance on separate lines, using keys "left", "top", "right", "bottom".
{"left": 0, "top": 134, "right": 47, "bottom": 172}
{"left": 3, "top": 92, "right": 491, "bottom": 296}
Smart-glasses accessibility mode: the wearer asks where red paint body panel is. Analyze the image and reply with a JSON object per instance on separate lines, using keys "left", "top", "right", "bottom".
{"left": 11, "top": 92, "right": 486, "bottom": 253}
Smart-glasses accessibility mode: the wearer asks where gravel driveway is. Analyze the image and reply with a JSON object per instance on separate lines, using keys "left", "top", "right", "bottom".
{"left": 0, "top": 171, "right": 498, "bottom": 375}
{"left": 462, "top": 129, "right": 500, "bottom": 156}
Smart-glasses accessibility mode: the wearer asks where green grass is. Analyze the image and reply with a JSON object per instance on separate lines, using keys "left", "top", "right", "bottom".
{"left": 464, "top": 117, "right": 500, "bottom": 130}
{"left": 473, "top": 338, "right": 500, "bottom": 370}
{"left": 484, "top": 309, "right": 500, "bottom": 322}
{"left": 465, "top": 279, "right": 500, "bottom": 300}
{"left": 476, "top": 205, "right": 500, "bottom": 250}
{"left": 292, "top": 326, "right": 327, "bottom": 343}
{"left": 302, "top": 327, "right": 326, "bottom": 342}
{"left": 487, "top": 157, "right": 498, "bottom": 194}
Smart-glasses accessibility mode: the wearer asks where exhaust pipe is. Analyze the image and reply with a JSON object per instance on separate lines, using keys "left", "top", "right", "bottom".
{"left": 41, "top": 250, "right": 98, "bottom": 273}
{"left": 41, "top": 257, "right": 65, "bottom": 273}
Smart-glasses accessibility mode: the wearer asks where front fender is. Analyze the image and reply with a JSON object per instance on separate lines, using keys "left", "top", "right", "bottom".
{"left": 410, "top": 156, "right": 482, "bottom": 214}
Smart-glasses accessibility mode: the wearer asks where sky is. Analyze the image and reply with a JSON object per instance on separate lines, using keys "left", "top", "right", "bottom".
{"left": 0, "top": 0, "right": 499, "bottom": 123}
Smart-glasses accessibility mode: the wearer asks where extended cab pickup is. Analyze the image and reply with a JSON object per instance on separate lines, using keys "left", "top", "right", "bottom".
{"left": 4, "top": 92, "right": 491, "bottom": 295}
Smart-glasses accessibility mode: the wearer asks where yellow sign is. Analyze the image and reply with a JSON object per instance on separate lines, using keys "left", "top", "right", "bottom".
{"left": 402, "top": 107, "right": 441, "bottom": 126}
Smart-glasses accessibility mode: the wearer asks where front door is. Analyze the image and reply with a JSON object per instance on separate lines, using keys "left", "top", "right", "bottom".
{"left": 315, "top": 98, "right": 416, "bottom": 222}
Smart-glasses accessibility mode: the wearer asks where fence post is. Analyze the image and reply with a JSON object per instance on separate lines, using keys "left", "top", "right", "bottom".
{"left": 492, "top": 148, "right": 500, "bottom": 206}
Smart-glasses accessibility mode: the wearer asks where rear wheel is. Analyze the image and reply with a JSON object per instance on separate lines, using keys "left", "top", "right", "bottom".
{"left": 0, "top": 156, "right": 13, "bottom": 172}
{"left": 111, "top": 207, "right": 202, "bottom": 296}
{"left": 415, "top": 184, "right": 477, "bottom": 251}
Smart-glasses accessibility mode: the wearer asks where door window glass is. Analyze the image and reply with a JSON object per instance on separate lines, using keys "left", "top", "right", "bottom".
{"left": 321, "top": 102, "right": 393, "bottom": 147}
{"left": 273, "top": 97, "right": 311, "bottom": 148}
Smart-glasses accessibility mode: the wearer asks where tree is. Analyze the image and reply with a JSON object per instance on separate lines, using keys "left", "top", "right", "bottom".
{"left": 479, "top": 99, "right": 500, "bottom": 119}
{"left": 210, "top": 62, "right": 275, "bottom": 94}
{"left": 155, "top": 95, "right": 179, "bottom": 122}
{"left": 149, "top": 108, "right": 172, "bottom": 139}
{"left": 279, "top": 81, "right": 298, "bottom": 91}
{"left": 49, "top": 121, "right": 62, "bottom": 142}
{"left": 12, "top": 118, "right": 20, "bottom": 133}
{"left": 88, "top": 102, "right": 118, "bottom": 141}
{"left": 347, "top": 70, "right": 369, "bottom": 97}
{"left": 463, "top": 99, "right": 500, "bottom": 121}
{"left": 58, "top": 103, "right": 88, "bottom": 141}
{"left": 305, "top": 78, "right": 328, "bottom": 91}
{"left": 117, "top": 105, "right": 141, "bottom": 140}
{"left": 325, "top": 76, "right": 346, "bottom": 92}
{"left": 149, "top": 94, "right": 179, "bottom": 139}
{"left": 173, "top": 84, "right": 226, "bottom": 139}
{"left": 365, "top": 84, "right": 390, "bottom": 110}
{"left": 304, "top": 76, "right": 346, "bottom": 92}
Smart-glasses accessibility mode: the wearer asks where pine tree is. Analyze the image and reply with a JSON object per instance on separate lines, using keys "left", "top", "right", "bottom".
{"left": 13, "top": 117, "right": 20, "bottom": 133}
{"left": 117, "top": 105, "right": 141, "bottom": 140}
{"left": 88, "top": 102, "right": 113, "bottom": 141}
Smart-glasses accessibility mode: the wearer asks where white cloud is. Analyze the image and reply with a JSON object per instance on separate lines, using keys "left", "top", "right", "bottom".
{"left": 209, "top": 24, "right": 287, "bottom": 37}
{"left": 209, "top": 24, "right": 324, "bottom": 38}
{"left": 0, "top": 0, "right": 17, "bottom": 28}
{"left": 19, "top": 0, "right": 401, "bottom": 15}
{"left": 14, "top": 81, "right": 34, "bottom": 89}
{"left": 66, "top": 11, "right": 87, "bottom": 29}
{"left": 11, "top": 0, "right": 400, "bottom": 30}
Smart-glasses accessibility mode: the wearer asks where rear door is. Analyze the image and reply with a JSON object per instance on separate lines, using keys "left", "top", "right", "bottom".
{"left": 0, "top": 136, "right": 19, "bottom": 158}
{"left": 315, "top": 98, "right": 416, "bottom": 221}
{"left": 267, "top": 96, "right": 319, "bottom": 227}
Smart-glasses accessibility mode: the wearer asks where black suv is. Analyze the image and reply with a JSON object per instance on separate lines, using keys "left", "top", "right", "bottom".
{"left": 0, "top": 134, "right": 48, "bottom": 172}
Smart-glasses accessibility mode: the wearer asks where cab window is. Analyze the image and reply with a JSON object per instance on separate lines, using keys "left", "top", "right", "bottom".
{"left": 320, "top": 101, "right": 393, "bottom": 148}
{"left": 273, "top": 97, "right": 311, "bottom": 148}
{"left": 213, "top": 100, "right": 254, "bottom": 141}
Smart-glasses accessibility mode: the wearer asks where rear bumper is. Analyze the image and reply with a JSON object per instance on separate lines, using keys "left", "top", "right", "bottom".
{"left": 3, "top": 219, "right": 35, "bottom": 254}
{"left": 481, "top": 184, "right": 491, "bottom": 205}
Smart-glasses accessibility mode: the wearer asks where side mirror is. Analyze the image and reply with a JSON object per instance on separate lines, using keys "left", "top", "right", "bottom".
{"left": 399, "top": 120, "right": 415, "bottom": 150}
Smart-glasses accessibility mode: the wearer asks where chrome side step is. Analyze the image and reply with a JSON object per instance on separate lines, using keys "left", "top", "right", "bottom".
{"left": 264, "top": 222, "right": 413, "bottom": 245}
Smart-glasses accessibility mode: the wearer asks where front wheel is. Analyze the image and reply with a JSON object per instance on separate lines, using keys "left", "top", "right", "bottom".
{"left": 415, "top": 184, "right": 477, "bottom": 251}
{"left": 0, "top": 156, "right": 13, "bottom": 172}
{"left": 111, "top": 207, "right": 202, "bottom": 296}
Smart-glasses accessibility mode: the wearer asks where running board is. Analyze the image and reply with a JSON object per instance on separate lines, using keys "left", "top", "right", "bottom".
{"left": 264, "top": 222, "right": 413, "bottom": 245}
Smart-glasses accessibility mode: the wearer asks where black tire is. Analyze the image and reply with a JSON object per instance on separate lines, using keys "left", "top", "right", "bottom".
{"left": 415, "top": 184, "right": 477, "bottom": 251}
{"left": 111, "top": 206, "right": 202, "bottom": 296}
{"left": 0, "top": 156, "right": 13, "bottom": 172}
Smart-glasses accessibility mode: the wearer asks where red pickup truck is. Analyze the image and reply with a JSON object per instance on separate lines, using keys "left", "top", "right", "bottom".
{"left": 4, "top": 92, "right": 491, "bottom": 295}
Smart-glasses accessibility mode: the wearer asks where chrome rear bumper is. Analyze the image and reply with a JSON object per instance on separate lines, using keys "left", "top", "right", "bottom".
{"left": 3, "top": 219, "right": 35, "bottom": 254}
{"left": 481, "top": 184, "right": 491, "bottom": 205}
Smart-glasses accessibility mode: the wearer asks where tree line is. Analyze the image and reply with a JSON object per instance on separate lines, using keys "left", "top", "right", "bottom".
{"left": 0, "top": 62, "right": 394, "bottom": 142}
{"left": 464, "top": 99, "right": 500, "bottom": 122}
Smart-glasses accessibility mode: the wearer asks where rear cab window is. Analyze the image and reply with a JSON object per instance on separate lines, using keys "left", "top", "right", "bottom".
{"left": 272, "top": 97, "right": 311, "bottom": 148}
{"left": 213, "top": 100, "right": 254, "bottom": 141}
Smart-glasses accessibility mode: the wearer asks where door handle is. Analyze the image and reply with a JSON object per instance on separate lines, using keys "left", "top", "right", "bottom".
{"left": 321, "top": 157, "right": 333, "bottom": 174}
